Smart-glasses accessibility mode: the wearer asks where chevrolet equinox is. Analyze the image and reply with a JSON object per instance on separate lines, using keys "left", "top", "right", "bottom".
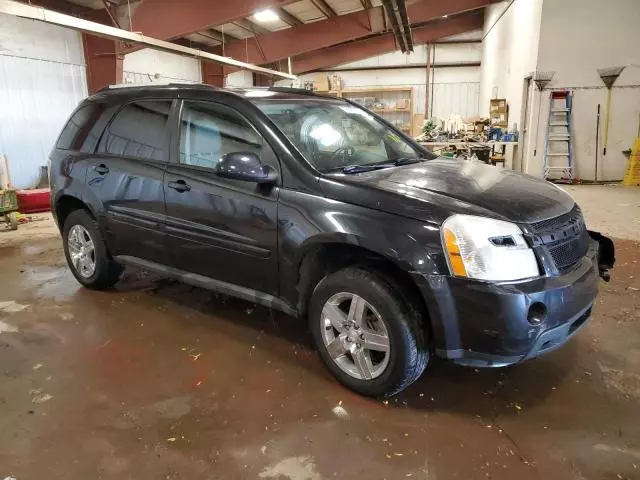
{"left": 50, "top": 84, "right": 614, "bottom": 397}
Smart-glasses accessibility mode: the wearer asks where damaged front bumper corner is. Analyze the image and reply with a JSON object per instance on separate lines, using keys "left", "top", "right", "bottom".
{"left": 588, "top": 230, "right": 615, "bottom": 281}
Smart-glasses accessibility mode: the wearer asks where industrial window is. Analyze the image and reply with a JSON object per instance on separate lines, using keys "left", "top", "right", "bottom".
{"left": 98, "top": 100, "right": 172, "bottom": 161}
{"left": 179, "top": 101, "right": 262, "bottom": 170}
{"left": 56, "top": 102, "right": 107, "bottom": 152}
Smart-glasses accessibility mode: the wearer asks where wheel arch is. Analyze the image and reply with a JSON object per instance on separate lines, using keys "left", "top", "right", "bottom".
{"left": 294, "top": 238, "right": 433, "bottom": 343}
{"left": 54, "top": 194, "right": 96, "bottom": 230}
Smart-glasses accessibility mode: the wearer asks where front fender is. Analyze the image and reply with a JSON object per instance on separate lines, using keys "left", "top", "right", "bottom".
{"left": 277, "top": 189, "right": 447, "bottom": 309}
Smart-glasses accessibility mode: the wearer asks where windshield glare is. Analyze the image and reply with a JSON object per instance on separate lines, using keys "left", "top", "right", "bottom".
{"left": 253, "top": 99, "right": 432, "bottom": 173}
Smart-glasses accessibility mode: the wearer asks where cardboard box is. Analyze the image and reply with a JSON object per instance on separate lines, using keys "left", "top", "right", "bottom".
{"left": 312, "top": 74, "right": 330, "bottom": 92}
{"left": 396, "top": 98, "right": 410, "bottom": 110}
{"left": 412, "top": 114, "right": 425, "bottom": 137}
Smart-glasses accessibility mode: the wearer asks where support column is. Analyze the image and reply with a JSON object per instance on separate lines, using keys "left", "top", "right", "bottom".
{"left": 82, "top": 11, "right": 122, "bottom": 94}
{"left": 253, "top": 73, "right": 273, "bottom": 87}
{"left": 201, "top": 61, "right": 225, "bottom": 87}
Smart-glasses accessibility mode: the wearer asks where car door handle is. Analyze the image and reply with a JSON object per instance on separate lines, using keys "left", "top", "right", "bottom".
{"left": 167, "top": 180, "right": 191, "bottom": 192}
{"left": 94, "top": 164, "right": 109, "bottom": 175}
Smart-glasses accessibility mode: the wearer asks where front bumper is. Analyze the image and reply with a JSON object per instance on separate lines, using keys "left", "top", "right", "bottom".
{"left": 413, "top": 240, "right": 601, "bottom": 367}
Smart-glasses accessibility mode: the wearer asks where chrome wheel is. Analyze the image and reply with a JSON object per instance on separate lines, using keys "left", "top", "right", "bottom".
{"left": 320, "top": 292, "right": 390, "bottom": 380}
{"left": 67, "top": 224, "right": 96, "bottom": 278}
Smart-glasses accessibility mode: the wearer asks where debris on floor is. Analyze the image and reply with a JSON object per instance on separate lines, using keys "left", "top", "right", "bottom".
{"left": 0, "top": 320, "right": 18, "bottom": 334}
{"left": 30, "top": 390, "right": 53, "bottom": 404}
{"left": 0, "top": 201, "right": 638, "bottom": 479}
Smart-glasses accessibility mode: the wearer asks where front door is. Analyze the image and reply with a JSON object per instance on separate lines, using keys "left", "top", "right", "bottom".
{"left": 85, "top": 99, "right": 174, "bottom": 264}
{"left": 164, "top": 99, "right": 279, "bottom": 296}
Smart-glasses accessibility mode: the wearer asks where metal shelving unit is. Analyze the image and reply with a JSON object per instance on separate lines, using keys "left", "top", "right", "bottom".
{"left": 330, "top": 86, "right": 414, "bottom": 135}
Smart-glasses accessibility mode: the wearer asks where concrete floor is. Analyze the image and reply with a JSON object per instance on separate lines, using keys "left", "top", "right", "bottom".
{"left": 0, "top": 185, "right": 639, "bottom": 480}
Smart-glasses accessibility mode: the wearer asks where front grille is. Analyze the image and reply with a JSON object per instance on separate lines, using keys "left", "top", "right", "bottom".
{"left": 548, "top": 229, "right": 590, "bottom": 272}
{"left": 531, "top": 204, "right": 583, "bottom": 233}
{"left": 529, "top": 205, "right": 589, "bottom": 273}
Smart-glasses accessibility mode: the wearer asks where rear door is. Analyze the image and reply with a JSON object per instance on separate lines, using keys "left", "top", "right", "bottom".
{"left": 85, "top": 98, "right": 175, "bottom": 264}
{"left": 163, "top": 98, "right": 280, "bottom": 296}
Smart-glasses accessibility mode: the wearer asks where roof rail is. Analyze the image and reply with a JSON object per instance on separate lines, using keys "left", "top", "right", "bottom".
{"left": 267, "top": 87, "right": 343, "bottom": 101}
{"left": 268, "top": 86, "right": 316, "bottom": 95}
{"left": 96, "top": 81, "right": 216, "bottom": 93}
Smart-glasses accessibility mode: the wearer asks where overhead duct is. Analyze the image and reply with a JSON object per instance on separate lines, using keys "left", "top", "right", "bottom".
{"left": 396, "top": 0, "right": 414, "bottom": 53}
{"left": 0, "top": 0, "right": 297, "bottom": 80}
{"left": 381, "top": 0, "right": 408, "bottom": 53}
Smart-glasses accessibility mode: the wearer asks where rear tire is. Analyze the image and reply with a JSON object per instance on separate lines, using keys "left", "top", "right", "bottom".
{"left": 62, "top": 209, "right": 122, "bottom": 290}
{"left": 309, "top": 267, "right": 428, "bottom": 397}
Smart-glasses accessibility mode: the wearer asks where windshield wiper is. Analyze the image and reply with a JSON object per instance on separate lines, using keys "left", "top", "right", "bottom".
{"left": 392, "top": 157, "right": 424, "bottom": 166}
{"left": 326, "top": 157, "right": 425, "bottom": 175}
{"left": 363, "top": 157, "right": 424, "bottom": 169}
{"left": 335, "top": 164, "right": 394, "bottom": 174}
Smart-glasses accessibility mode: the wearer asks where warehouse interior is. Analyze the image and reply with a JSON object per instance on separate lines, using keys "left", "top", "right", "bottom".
{"left": 0, "top": 0, "right": 639, "bottom": 478}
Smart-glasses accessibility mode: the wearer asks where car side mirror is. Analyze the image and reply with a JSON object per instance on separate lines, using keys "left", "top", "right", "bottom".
{"left": 216, "top": 152, "right": 278, "bottom": 184}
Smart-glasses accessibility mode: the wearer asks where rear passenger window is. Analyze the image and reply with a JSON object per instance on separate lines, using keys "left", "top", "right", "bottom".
{"left": 179, "top": 101, "right": 262, "bottom": 169}
{"left": 56, "top": 102, "right": 106, "bottom": 152}
{"left": 99, "top": 100, "right": 172, "bottom": 161}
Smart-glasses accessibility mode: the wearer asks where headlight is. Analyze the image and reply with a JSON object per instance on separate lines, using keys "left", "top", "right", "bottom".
{"left": 441, "top": 215, "right": 539, "bottom": 281}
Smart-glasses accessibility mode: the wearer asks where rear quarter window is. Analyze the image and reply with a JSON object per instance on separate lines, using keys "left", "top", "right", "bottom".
{"left": 56, "top": 102, "right": 107, "bottom": 152}
{"left": 98, "top": 100, "right": 172, "bottom": 161}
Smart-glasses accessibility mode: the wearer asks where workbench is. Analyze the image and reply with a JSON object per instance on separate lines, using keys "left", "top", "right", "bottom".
{"left": 420, "top": 141, "right": 519, "bottom": 170}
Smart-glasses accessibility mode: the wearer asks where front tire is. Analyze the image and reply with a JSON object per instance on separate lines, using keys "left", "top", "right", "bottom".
{"left": 309, "top": 267, "right": 429, "bottom": 397}
{"left": 63, "top": 209, "right": 122, "bottom": 290}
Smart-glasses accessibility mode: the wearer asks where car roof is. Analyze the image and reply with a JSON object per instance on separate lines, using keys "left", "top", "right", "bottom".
{"left": 89, "top": 82, "right": 342, "bottom": 103}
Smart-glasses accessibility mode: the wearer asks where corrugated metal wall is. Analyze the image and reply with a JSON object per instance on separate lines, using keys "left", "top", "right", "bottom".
{"left": 285, "top": 67, "right": 480, "bottom": 119}
{"left": 123, "top": 48, "right": 202, "bottom": 84}
{"left": 279, "top": 41, "right": 482, "bottom": 120}
{"left": 430, "top": 82, "right": 481, "bottom": 119}
{"left": 0, "top": 13, "right": 88, "bottom": 189}
{"left": 226, "top": 71, "right": 254, "bottom": 87}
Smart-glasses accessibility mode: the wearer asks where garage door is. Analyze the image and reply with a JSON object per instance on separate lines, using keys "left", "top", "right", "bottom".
{"left": 0, "top": 13, "right": 88, "bottom": 189}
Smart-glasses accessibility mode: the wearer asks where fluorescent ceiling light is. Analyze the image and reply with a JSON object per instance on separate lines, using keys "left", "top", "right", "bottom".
{"left": 254, "top": 9, "right": 279, "bottom": 22}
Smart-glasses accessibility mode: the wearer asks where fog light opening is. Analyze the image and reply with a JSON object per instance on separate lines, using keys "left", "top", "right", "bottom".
{"left": 528, "top": 302, "right": 547, "bottom": 325}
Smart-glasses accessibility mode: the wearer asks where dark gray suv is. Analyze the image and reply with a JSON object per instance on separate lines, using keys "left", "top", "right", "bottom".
{"left": 49, "top": 84, "right": 614, "bottom": 397}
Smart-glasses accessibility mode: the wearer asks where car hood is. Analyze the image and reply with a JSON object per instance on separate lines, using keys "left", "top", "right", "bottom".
{"left": 324, "top": 158, "right": 575, "bottom": 225}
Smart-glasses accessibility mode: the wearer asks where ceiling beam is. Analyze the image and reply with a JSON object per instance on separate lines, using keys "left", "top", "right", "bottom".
{"left": 233, "top": 18, "right": 270, "bottom": 36}
{"left": 17, "top": 0, "right": 92, "bottom": 16}
{"left": 277, "top": 7, "right": 303, "bottom": 26}
{"left": 0, "top": 0, "right": 296, "bottom": 79}
{"left": 310, "top": 0, "right": 337, "bottom": 18}
{"left": 201, "top": 29, "right": 239, "bottom": 44}
{"left": 321, "top": 61, "right": 481, "bottom": 72}
{"left": 220, "top": 8, "right": 377, "bottom": 69}
{"left": 99, "top": 0, "right": 119, "bottom": 28}
{"left": 128, "top": 0, "right": 491, "bottom": 49}
{"left": 173, "top": 37, "right": 218, "bottom": 52}
{"left": 290, "top": 12, "right": 483, "bottom": 74}
{"left": 130, "top": 0, "right": 292, "bottom": 41}
{"left": 217, "top": 0, "right": 490, "bottom": 73}
{"left": 407, "top": 0, "right": 492, "bottom": 23}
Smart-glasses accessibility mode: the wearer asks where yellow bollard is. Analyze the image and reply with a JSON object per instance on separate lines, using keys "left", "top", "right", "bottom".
{"left": 623, "top": 137, "right": 640, "bottom": 186}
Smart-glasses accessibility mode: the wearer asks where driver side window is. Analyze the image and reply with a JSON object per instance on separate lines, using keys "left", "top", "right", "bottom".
{"left": 180, "top": 101, "right": 263, "bottom": 170}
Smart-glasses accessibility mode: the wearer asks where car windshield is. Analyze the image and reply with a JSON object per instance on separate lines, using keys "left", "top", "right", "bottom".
{"left": 253, "top": 98, "right": 435, "bottom": 173}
